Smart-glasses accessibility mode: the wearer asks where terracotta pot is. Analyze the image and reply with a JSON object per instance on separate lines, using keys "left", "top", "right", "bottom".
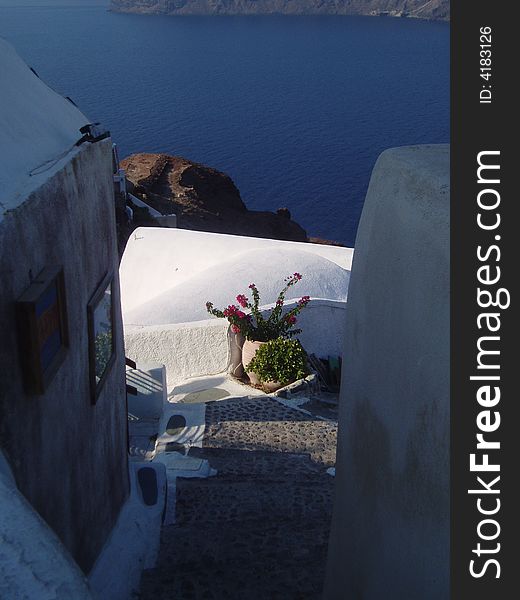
{"left": 262, "top": 380, "right": 283, "bottom": 393}
{"left": 242, "top": 339, "right": 265, "bottom": 385}
{"left": 228, "top": 330, "right": 245, "bottom": 378}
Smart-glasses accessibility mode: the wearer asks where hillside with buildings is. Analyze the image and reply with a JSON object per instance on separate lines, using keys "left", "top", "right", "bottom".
{"left": 110, "top": 0, "right": 450, "bottom": 20}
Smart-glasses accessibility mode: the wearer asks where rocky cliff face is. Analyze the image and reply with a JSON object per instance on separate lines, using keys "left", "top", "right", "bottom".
{"left": 110, "top": 0, "right": 450, "bottom": 20}
{"left": 121, "top": 153, "right": 309, "bottom": 242}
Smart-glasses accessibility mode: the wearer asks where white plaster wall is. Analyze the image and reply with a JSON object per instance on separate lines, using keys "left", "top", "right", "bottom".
{"left": 325, "top": 145, "right": 449, "bottom": 599}
{"left": 0, "top": 37, "right": 128, "bottom": 575}
{"left": 0, "top": 456, "right": 93, "bottom": 600}
{"left": 296, "top": 300, "right": 346, "bottom": 359}
{"left": 0, "top": 138, "right": 129, "bottom": 574}
{"left": 124, "top": 299, "right": 347, "bottom": 389}
{"left": 88, "top": 462, "right": 167, "bottom": 600}
{"left": 124, "top": 319, "right": 230, "bottom": 388}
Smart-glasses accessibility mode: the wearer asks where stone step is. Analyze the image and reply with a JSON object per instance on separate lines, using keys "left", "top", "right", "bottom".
{"left": 175, "top": 477, "right": 333, "bottom": 526}
{"left": 139, "top": 558, "right": 325, "bottom": 600}
{"left": 136, "top": 390, "right": 337, "bottom": 600}
{"left": 155, "top": 516, "right": 330, "bottom": 570}
{"left": 139, "top": 535, "right": 327, "bottom": 600}
{"left": 188, "top": 446, "right": 329, "bottom": 480}
{"left": 126, "top": 363, "right": 166, "bottom": 420}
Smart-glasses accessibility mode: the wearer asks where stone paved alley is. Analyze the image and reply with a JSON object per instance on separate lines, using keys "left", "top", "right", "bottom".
{"left": 138, "top": 395, "right": 337, "bottom": 600}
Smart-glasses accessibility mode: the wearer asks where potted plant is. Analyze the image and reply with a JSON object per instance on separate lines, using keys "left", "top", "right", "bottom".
{"left": 246, "top": 337, "right": 309, "bottom": 392}
{"left": 206, "top": 272, "right": 311, "bottom": 384}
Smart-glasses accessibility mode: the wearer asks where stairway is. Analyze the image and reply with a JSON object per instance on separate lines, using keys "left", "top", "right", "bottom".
{"left": 138, "top": 397, "right": 336, "bottom": 600}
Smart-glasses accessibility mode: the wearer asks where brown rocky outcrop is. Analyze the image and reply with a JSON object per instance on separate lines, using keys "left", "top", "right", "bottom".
{"left": 121, "top": 153, "right": 309, "bottom": 242}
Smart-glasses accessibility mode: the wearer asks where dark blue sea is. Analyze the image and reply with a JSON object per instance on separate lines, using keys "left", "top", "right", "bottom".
{"left": 0, "top": 2, "right": 449, "bottom": 245}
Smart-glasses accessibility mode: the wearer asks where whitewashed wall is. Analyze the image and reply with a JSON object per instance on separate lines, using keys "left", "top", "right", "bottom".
{"left": 120, "top": 228, "right": 353, "bottom": 387}
{"left": 0, "top": 38, "right": 128, "bottom": 580}
{"left": 124, "top": 299, "right": 348, "bottom": 389}
{"left": 124, "top": 319, "right": 230, "bottom": 389}
{"left": 325, "top": 145, "right": 449, "bottom": 600}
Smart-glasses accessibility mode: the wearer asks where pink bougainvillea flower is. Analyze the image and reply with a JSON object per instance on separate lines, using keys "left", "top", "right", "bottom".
{"left": 224, "top": 304, "right": 239, "bottom": 317}
{"left": 236, "top": 294, "right": 248, "bottom": 308}
{"left": 206, "top": 272, "right": 308, "bottom": 341}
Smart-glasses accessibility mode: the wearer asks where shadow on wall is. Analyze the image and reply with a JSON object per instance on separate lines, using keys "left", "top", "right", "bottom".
{"left": 325, "top": 144, "right": 450, "bottom": 600}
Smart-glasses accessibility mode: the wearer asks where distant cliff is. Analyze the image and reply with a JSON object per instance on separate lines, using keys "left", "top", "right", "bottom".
{"left": 110, "top": 1, "right": 450, "bottom": 20}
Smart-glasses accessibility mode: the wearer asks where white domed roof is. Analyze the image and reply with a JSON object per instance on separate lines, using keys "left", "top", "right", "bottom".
{"left": 125, "top": 245, "right": 349, "bottom": 326}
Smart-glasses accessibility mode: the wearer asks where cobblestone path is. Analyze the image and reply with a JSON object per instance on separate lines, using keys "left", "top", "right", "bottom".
{"left": 139, "top": 396, "right": 337, "bottom": 600}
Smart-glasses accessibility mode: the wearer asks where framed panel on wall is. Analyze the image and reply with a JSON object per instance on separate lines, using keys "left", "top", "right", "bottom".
{"left": 87, "top": 271, "right": 116, "bottom": 404}
{"left": 16, "top": 266, "right": 69, "bottom": 395}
